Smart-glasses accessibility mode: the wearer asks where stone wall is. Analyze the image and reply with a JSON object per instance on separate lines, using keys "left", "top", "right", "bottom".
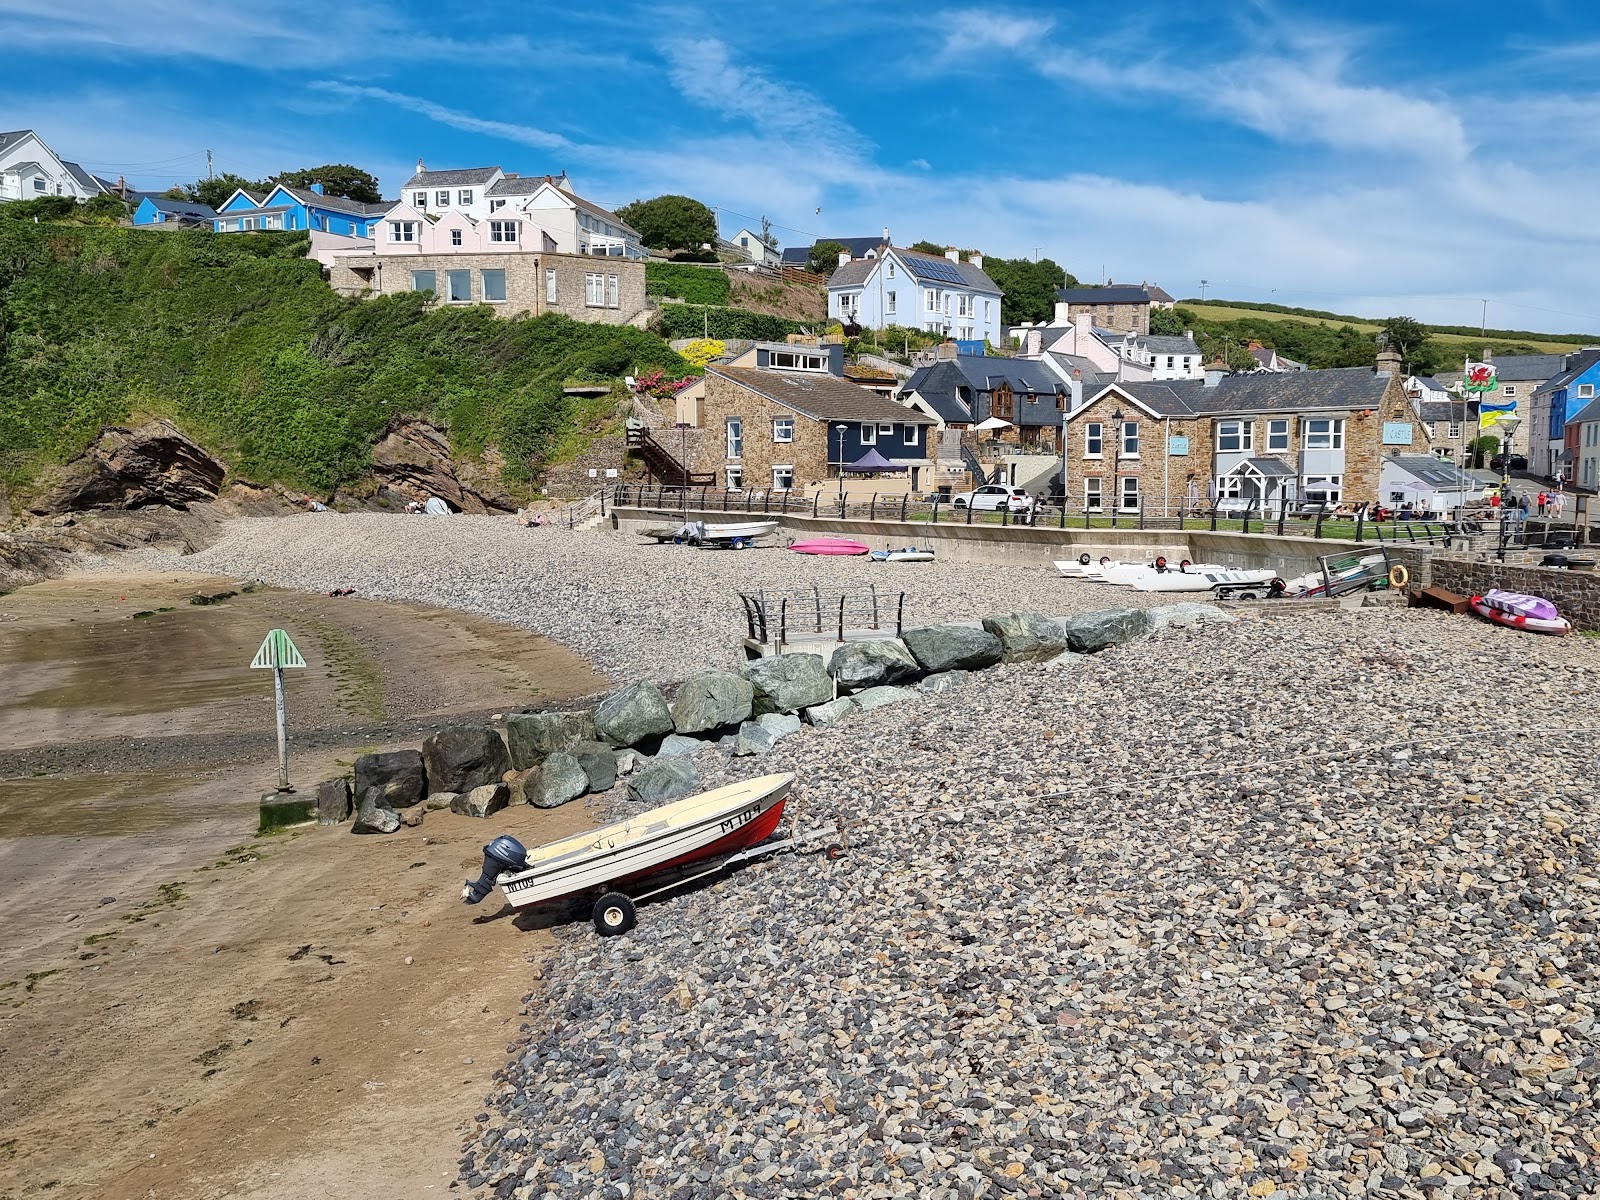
{"left": 540, "top": 433, "right": 649, "bottom": 498}
{"left": 1062, "top": 390, "right": 1208, "bottom": 515}
{"left": 1425, "top": 557, "right": 1600, "bottom": 630}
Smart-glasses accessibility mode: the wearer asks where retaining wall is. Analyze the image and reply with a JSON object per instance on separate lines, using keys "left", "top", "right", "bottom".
{"left": 1426, "top": 558, "right": 1600, "bottom": 631}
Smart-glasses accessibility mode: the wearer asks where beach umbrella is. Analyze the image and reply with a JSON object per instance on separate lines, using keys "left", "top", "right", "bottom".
{"left": 972, "top": 417, "right": 1014, "bottom": 431}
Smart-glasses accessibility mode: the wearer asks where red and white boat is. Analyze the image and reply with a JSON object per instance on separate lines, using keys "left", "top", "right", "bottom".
{"left": 790, "top": 537, "right": 870, "bottom": 556}
{"left": 1470, "top": 589, "right": 1572, "bottom": 636}
{"left": 463, "top": 773, "right": 796, "bottom": 934}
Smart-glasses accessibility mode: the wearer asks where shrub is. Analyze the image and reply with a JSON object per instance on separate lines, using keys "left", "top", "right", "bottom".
{"left": 657, "top": 304, "right": 810, "bottom": 342}
{"left": 645, "top": 263, "right": 730, "bottom": 306}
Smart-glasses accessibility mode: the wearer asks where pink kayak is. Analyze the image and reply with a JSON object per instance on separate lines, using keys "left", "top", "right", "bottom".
{"left": 790, "top": 537, "right": 870, "bottom": 556}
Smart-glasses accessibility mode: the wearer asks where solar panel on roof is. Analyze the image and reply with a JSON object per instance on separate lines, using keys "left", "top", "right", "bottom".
{"left": 914, "top": 257, "right": 966, "bottom": 284}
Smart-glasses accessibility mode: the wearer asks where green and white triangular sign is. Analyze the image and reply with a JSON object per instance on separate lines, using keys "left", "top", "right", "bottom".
{"left": 251, "top": 628, "right": 306, "bottom": 669}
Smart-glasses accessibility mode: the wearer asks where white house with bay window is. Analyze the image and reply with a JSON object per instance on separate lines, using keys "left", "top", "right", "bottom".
{"left": 827, "top": 246, "right": 1003, "bottom": 344}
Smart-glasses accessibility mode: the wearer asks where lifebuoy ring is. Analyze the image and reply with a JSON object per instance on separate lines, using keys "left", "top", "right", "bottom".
{"left": 1078, "top": 553, "right": 1091, "bottom": 565}
{"left": 1388, "top": 564, "right": 1410, "bottom": 589}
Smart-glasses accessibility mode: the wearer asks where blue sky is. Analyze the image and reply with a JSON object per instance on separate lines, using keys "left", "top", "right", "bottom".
{"left": 5, "top": 0, "right": 1600, "bottom": 333}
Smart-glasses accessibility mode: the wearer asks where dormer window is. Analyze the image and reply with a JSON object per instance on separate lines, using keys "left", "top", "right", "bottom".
{"left": 413, "top": 191, "right": 427, "bottom": 208}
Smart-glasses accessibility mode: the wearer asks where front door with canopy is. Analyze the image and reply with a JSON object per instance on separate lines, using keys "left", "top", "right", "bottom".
{"left": 1218, "top": 456, "right": 1297, "bottom": 514}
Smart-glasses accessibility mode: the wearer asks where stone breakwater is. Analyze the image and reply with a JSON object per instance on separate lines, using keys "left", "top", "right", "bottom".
{"left": 458, "top": 612, "right": 1598, "bottom": 1200}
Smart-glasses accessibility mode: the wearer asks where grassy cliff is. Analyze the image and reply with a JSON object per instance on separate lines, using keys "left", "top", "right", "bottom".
{"left": 0, "top": 223, "right": 688, "bottom": 498}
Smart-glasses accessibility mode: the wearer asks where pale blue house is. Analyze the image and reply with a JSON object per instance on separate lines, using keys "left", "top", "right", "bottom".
{"left": 132, "top": 195, "right": 217, "bottom": 227}
{"left": 827, "top": 246, "right": 1003, "bottom": 345}
{"left": 211, "top": 182, "right": 385, "bottom": 236}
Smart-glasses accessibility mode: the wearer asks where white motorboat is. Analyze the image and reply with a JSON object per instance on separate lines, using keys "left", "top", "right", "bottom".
{"left": 1130, "top": 567, "right": 1277, "bottom": 593}
{"left": 463, "top": 774, "right": 795, "bottom": 931}
{"left": 643, "top": 520, "right": 778, "bottom": 547}
{"left": 870, "top": 546, "right": 936, "bottom": 563}
{"left": 1099, "top": 559, "right": 1225, "bottom": 587}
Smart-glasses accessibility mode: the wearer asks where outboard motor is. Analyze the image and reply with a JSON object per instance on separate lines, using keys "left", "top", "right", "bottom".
{"left": 462, "top": 835, "right": 529, "bottom": 904}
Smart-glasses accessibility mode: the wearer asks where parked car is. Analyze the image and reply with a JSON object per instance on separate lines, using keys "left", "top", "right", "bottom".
{"left": 950, "top": 484, "right": 1033, "bottom": 512}
{"left": 1489, "top": 453, "right": 1528, "bottom": 472}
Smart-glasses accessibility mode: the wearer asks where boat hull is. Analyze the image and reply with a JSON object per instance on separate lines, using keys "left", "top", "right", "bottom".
{"left": 1470, "top": 596, "right": 1571, "bottom": 636}
{"left": 494, "top": 774, "right": 794, "bottom": 910}
{"left": 870, "top": 547, "right": 935, "bottom": 562}
{"left": 1131, "top": 568, "right": 1275, "bottom": 593}
{"left": 791, "top": 538, "right": 870, "bottom": 556}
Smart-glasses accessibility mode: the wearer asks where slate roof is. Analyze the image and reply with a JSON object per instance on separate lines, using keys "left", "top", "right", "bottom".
{"left": 144, "top": 196, "right": 217, "bottom": 219}
{"left": 1531, "top": 349, "right": 1600, "bottom": 397}
{"left": 59, "top": 160, "right": 106, "bottom": 196}
{"left": 710, "top": 366, "right": 934, "bottom": 426}
{"left": 0, "top": 129, "right": 33, "bottom": 153}
{"left": 5, "top": 160, "right": 43, "bottom": 175}
{"left": 1137, "top": 335, "right": 1201, "bottom": 355}
{"left": 781, "top": 236, "right": 886, "bottom": 267}
{"left": 1481, "top": 354, "right": 1567, "bottom": 381}
{"left": 401, "top": 166, "right": 501, "bottom": 189}
{"left": 1044, "top": 353, "right": 1116, "bottom": 387}
{"left": 1057, "top": 285, "right": 1153, "bottom": 305}
{"left": 901, "top": 357, "right": 1065, "bottom": 426}
{"left": 1231, "top": 457, "right": 1297, "bottom": 478}
{"left": 1107, "top": 366, "right": 1393, "bottom": 418}
{"left": 1419, "top": 399, "right": 1467, "bottom": 423}
{"left": 1146, "top": 284, "right": 1175, "bottom": 303}
{"left": 487, "top": 174, "right": 558, "bottom": 197}
{"left": 828, "top": 247, "right": 1000, "bottom": 294}
{"left": 273, "top": 185, "right": 388, "bottom": 216}
{"left": 1387, "top": 455, "right": 1478, "bottom": 489}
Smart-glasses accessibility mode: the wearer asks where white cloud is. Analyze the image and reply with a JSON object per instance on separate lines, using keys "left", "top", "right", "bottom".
{"left": 659, "top": 39, "right": 845, "bottom": 142}
{"left": 310, "top": 83, "right": 575, "bottom": 152}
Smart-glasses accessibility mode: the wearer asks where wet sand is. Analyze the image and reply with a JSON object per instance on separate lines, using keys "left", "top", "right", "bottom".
{"left": 0, "top": 572, "right": 612, "bottom": 1199}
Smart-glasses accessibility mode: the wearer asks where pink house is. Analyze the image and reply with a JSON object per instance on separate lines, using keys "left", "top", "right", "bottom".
{"left": 370, "top": 202, "right": 554, "bottom": 256}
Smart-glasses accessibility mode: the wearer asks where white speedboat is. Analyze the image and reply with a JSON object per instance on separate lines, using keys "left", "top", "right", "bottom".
{"left": 1131, "top": 567, "right": 1277, "bottom": 593}
{"left": 870, "top": 546, "right": 936, "bottom": 563}
{"left": 644, "top": 520, "right": 778, "bottom": 547}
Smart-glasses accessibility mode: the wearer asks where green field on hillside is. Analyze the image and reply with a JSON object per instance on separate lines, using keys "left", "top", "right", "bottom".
{"left": 1183, "top": 302, "right": 1593, "bottom": 356}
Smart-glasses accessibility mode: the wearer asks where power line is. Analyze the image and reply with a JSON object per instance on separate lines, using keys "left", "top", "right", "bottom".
{"left": 73, "top": 150, "right": 211, "bottom": 172}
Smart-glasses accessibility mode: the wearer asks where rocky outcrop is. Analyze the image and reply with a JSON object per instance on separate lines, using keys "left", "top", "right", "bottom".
{"left": 828, "top": 640, "right": 921, "bottom": 691}
{"left": 741, "top": 653, "right": 833, "bottom": 714}
{"left": 981, "top": 612, "right": 1069, "bottom": 663}
{"left": 1062, "top": 608, "right": 1157, "bottom": 654}
{"left": 353, "top": 749, "right": 426, "bottom": 810}
{"left": 368, "top": 416, "right": 515, "bottom": 514}
{"left": 628, "top": 758, "right": 699, "bottom": 805}
{"left": 526, "top": 753, "right": 589, "bottom": 808}
{"left": 670, "top": 671, "right": 754, "bottom": 734}
{"left": 901, "top": 624, "right": 1003, "bottom": 674}
{"left": 421, "top": 726, "right": 511, "bottom": 795}
{"left": 594, "top": 681, "right": 674, "bottom": 748}
{"left": 32, "top": 419, "right": 226, "bottom": 515}
{"left": 505, "top": 710, "right": 596, "bottom": 770}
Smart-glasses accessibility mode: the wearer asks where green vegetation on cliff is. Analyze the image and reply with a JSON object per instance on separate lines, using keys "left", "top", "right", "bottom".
{"left": 0, "top": 224, "right": 688, "bottom": 496}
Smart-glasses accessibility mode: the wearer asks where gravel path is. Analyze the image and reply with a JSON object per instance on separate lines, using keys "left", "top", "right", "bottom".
{"left": 117, "top": 513, "right": 1178, "bottom": 684}
{"left": 114, "top": 516, "right": 1600, "bottom": 1198}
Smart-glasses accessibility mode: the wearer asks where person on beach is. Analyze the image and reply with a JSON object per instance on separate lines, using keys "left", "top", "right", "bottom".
{"left": 1538, "top": 491, "right": 1547, "bottom": 516}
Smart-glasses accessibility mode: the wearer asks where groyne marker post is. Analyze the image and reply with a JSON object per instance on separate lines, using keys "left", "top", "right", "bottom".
{"left": 251, "top": 628, "right": 307, "bottom": 793}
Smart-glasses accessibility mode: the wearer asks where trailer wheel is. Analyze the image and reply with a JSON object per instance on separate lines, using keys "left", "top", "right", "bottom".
{"left": 1235, "top": 590, "right": 1260, "bottom": 600}
{"left": 826, "top": 843, "right": 847, "bottom": 860}
{"left": 593, "top": 892, "right": 637, "bottom": 937}
{"left": 1099, "top": 555, "right": 1112, "bottom": 566}
{"left": 1078, "top": 553, "right": 1091, "bottom": 565}
{"left": 731, "top": 538, "right": 746, "bottom": 550}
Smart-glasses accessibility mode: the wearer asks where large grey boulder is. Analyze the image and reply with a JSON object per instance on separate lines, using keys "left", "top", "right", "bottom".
{"left": 505, "top": 710, "right": 597, "bottom": 769}
{"left": 569, "top": 740, "right": 618, "bottom": 793}
{"left": 451, "top": 782, "right": 510, "bottom": 818}
{"left": 353, "top": 749, "right": 426, "bottom": 811}
{"left": 671, "top": 670, "right": 754, "bottom": 734}
{"left": 352, "top": 789, "right": 402, "bottom": 834}
{"left": 1147, "top": 602, "right": 1236, "bottom": 631}
{"left": 803, "top": 697, "right": 856, "bottom": 728}
{"left": 918, "top": 670, "right": 968, "bottom": 694}
{"left": 828, "top": 640, "right": 921, "bottom": 691}
{"left": 315, "top": 778, "right": 353, "bottom": 826}
{"left": 1062, "top": 607, "right": 1157, "bottom": 654}
{"left": 628, "top": 758, "right": 700, "bottom": 805}
{"left": 852, "top": 685, "right": 918, "bottom": 711}
{"left": 755, "top": 712, "right": 802, "bottom": 741}
{"left": 594, "top": 681, "right": 674, "bottom": 748}
{"left": 731, "top": 721, "right": 778, "bottom": 757}
{"left": 424, "top": 791, "right": 459, "bottom": 811}
{"left": 981, "top": 612, "right": 1069, "bottom": 663}
{"left": 525, "top": 753, "right": 589, "bottom": 808}
{"left": 421, "top": 726, "right": 511, "bottom": 795}
{"left": 613, "top": 748, "right": 647, "bottom": 777}
{"left": 902, "top": 624, "right": 1003, "bottom": 674}
{"left": 655, "top": 733, "right": 707, "bottom": 759}
{"left": 740, "top": 653, "right": 833, "bottom": 714}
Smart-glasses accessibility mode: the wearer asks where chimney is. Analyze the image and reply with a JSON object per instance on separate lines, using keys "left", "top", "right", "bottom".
{"left": 969, "top": 251, "right": 983, "bottom": 270}
{"left": 1375, "top": 346, "right": 1402, "bottom": 377}
{"left": 882, "top": 225, "right": 889, "bottom": 244}
{"left": 1204, "top": 365, "right": 1228, "bottom": 387}
{"left": 1184, "top": 329, "right": 1192, "bottom": 339}
{"left": 1054, "top": 299, "right": 1070, "bottom": 324}
{"left": 945, "top": 247, "right": 960, "bottom": 262}
{"left": 310, "top": 181, "right": 324, "bottom": 195}
{"left": 1024, "top": 328, "right": 1042, "bottom": 356}
{"left": 416, "top": 157, "right": 425, "bottom": 173}
{"left": 838, "top": 249, "right": 852, "bottom": 266}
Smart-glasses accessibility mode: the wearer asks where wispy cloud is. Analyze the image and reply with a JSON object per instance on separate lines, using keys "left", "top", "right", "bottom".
{"left": 311, "top": 83, "right": 576, "bottom": 152}
{"left": 660, "top": 38, "right": 842, "bottom": 140}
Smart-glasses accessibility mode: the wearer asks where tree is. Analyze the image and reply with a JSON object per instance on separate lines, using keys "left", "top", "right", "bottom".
{"left": 1148, "top": 308, "right": 1189, "bottom": 336}
{"left": 1467, "top": 433, "right": 1499, "bottom": 470}
{"left": 614, "top": 194, "right": 717, "bottom": 252}
{"left": 82, "top": 193, "right": 131, "bottom": 221}
{"left": 980, "top": 256, "right": 1074, "bottom": 326}
{"left": 908, "top": 240, "right": 946, "bottom": 256}
{"left": 759, "top": 215, "right": 777, "bottom": 249}
{"left": 809, "top": 241, "right": 847, "bottom": 276}
{"left": 1380, "top": 316, "right": 1431, "bottom": 371}
{"left": 275, "top": 164, "right": 382, "bottom": 204}
{"left": 170, "top": 172, "right": 273, "bottom": 211}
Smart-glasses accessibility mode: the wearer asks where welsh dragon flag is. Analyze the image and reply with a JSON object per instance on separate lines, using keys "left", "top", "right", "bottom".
{"left": 1463, "top": 361, "right": 1498, "bottom": 392}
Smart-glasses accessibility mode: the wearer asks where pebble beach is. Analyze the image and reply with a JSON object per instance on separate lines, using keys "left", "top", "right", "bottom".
{"left": 126, "top": 514, "right": 1599, "bottom": 1199}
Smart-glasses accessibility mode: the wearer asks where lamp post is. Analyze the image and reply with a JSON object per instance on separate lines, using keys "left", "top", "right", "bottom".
{"left": 834, "top": 423, "right": 849, "bottom": 498}
{"left": 1109, "top": 407, "right": 1124, "bottom": 522}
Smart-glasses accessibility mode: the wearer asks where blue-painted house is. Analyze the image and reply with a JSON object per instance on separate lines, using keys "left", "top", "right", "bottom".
{"left": 211, "top": 182, "right": 385, "bottom": 237}
{"left": 132, "top": 195, "right": 217, "bottom": 228}
{"left": 1533, "top": 348, "right": 1600, "bottom": 479}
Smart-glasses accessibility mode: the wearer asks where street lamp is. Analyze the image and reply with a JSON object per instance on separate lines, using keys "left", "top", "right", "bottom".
{"left": 834, "top": 423, "right": 849, "bottom": 497}
{"left": 1109, "top": 407, "right": 1124, "bottom": 519}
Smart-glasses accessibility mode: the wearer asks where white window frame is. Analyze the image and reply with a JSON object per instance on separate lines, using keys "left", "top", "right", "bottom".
{"left": 905, "top": 425, "right": 920, "bottom": 445}
{"left": 435, "top": 190, "right": 450, "bottom": 207}
{"left": 925, "top": 289, "right": 936, "bottom": 313}
{"left": 860, "top": 423, "right": 877, "bottom": 445}
{"left": 490, "top": 198, "right": 506, "bottom": 211}
{"left": 450, "top": 228, "right": 462, "bottom": 246}
{"left": 942, "top": 292, "right": 951, "bottom": 316}
{"left": 726, "top": 418, "right": 743, "bottom": 459}
{"left": 458, "top": 188, "right": 474, "bottom": 206}
{"left": 886, "top": 262, "right": 895, "bottom": 279}
{"left": 1304, "top": 418, "right": 1344, "bottom": 450}
{"left": 584, "top": 273, "right": 605, "bottom": 307}
{"left": 1266, "top": 419, "right": 1289, "bottom": 452}
{"left": 1085, "top": 422, "right": 1103, "bottom": 458}
{"left": 878, "top": 423, "right": 895, "bottom": 438}
{"left": 1580, "top": 384, "right": 1596, "bottom": 399}
{"left": 772, "top": 417, "right": 794, "bottom": 443}
{"left": 1120, "top": 421, "right": 1140, "bottom": 458}
{"left": 1447, "top": 420, "right": 1462, "bottom": 439}
{"left": 984, "top": 299, "right": 991, "bottom": 321}
{"left": 725, "top": 465, "right": 743, "bottom": 491}
{"left": 1084, "top": 477, "right": 1103, "bottom": 510}
{"left": 445, "top": 269, "right": 472, "bottom": 303}
{"left": 1503, "top": 385, "right": 1518, "bottom": 397}
{"left": 1302, "top": 474, "right": 1343, "bottom": 501}
{"left": 1218, "top": 420, "right": 1254, "bottom": 453}
{"left": 480, "top": 269, "right": 506, "bottom": 303}
{"left": 607, "top": 274, "right": 619, "bottom": 308}
{"left": 545, "top": 268, "right": 558, "bottom": 304}
{"left": 413, "top": 191, "right": 427, "bottom": 208}
{"left": 1165, "top": 356, "right": 1175, "bottom": 370}
{"left": 488, "top": 220, "right": 519, "bottom": 243}
{"left": 771, "top": 464, "right": 794, "bottom": 491}
{"left": 1119, "top": 476, "right": 1140, "bottom": 511}
{"left": 886, "top": 290, "right": 896, "bottom": 316}
{"left": 958, "top": 294, "right": 973, "bottom": 317}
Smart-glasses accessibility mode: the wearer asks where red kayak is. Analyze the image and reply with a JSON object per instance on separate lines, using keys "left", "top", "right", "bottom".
{"left": 1469, "top": 594, "right": 1571, "bottom": 636}
{"left": 790, "top": 537, "right": 870, "bottom": 556}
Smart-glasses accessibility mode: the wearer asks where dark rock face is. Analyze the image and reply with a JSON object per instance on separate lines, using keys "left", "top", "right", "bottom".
{"left": 352, "top": 789, "right": 402, "bottom": 834}
{"left": 315, "top": 778, "right": 353, "bottom": 825}
{"left": 902, "top": 624, "right": 1004, "bottom": 674}
{"left": 670, "top": 671, "right": 755, "bottom": 734}
{"left": 32, "top": 419, "right": 226, "bottom": 515}
{"left": 980, "top": 612, "right": 1069, "bottom": 662}
{"left": 740, "top": 653, "right": 833, "bottom": 714}
{"left": 368, "top": 416, "right": 515, "bottom": 514}
{"left": 421, "top": 726, "right": 511, "bottom": 795}
{"left": 627, "top": 758, "right": 700, "bottom": 805}
{"left": 594, "top": 681, "right": 675, "bottom": 748}
{"left": 568, "top": 740, "right": 618, "bottom": 793}
{"left": 828, "top": 640, "right": 921, "bottom": 691}
{"left": 505, "top": 710, "right": 596, "bottom": 770}
{"left": 353, "top": 749, "right": 426, "bottom": 810}
{"left": 1062, "top": 608, "right": 1157, "bottom": 654}
{"left": 526, "top": 754, "right": 589, "bottom": 808}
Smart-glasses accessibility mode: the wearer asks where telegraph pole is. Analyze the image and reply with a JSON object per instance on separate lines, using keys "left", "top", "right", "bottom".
{"left": 206, "top": 149, "right": 213, "bottom": 180}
